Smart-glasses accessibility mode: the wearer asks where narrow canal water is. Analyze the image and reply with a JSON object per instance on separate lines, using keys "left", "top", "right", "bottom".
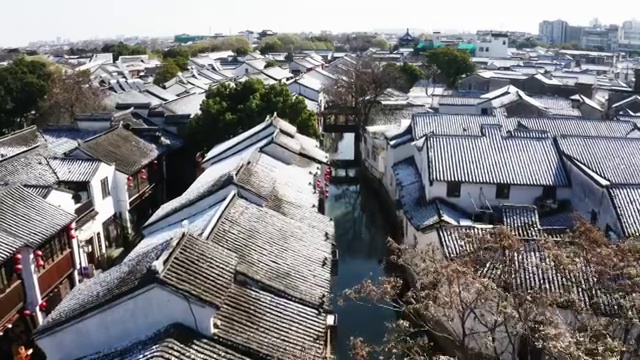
{"left": 325, "top": 134, "right": 396, "bottom": 359}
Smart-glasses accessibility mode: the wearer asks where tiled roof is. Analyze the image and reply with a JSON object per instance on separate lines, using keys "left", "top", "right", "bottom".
{"left": 79, "top": 126, "right": 159, "bottom": 175}
{"left": 81, "top": 324, "right": 249, "bottom": 360}
{"left": 40, "top": 126, "right": 102, "bottom": 156}
{"left": 214, "top": 284, "right": 327, "bottom": 358}
{"left": 539, "top": 211, "right": 577, "bottom": 229}
{"left": 392, "top": 158, "right": 470, "bottom": 230}
{"left": 0, "top": 185, "right": 75, "bottom": 262}
{"left": 427, "top": 129, "right": 569, "bottom": 186}
{"left": 207, "top": 197, "right": 333, "bottom": 308}
{"left": 437, "top": 96, "right": 483, "bottom": 106}
{"left": 516, "top": 118, "right": 635, "bottom": 137}
{"left": 37, "top": 235, "right": 173, "bottom": 334}
{"left": 261, "top": 66, "right": 292, "bottom": 81}
{"left": 0, "top": 151, "right": 59, "bottom": 186}
{"left": 608, "top": 186, "right": 640, "bottom": 237}
{"left": 500, "top": 204, "right": 543, "bottom": 238}
{"left": 49, "top": 158, "right": 102, "bottom": 183}
{"left": 161, "top": 92, "right": 206, "bottom": 116}
{"left": 557, "top": 136, "right": 640, "bottom": 185}
{"left": 160, "top": 234, "right": 238, "bottom": 308}
{"left": 235, "top": 153, "right": 330, "bottom": 232}
{"left": 273, "top": 132, "right": 329, "bottom": 164}
{"left": 531, "top": 96, "right": 582, "bottom": 117}
{"left": 412, "top": 113, "right": 518, "bottom": 139}
{"left": 24, "top": 186, "right": 53, "bottom": 198}
{"left": 143, "top": 155, "right": 240, "bottom": 229}
{"left": 0, "top": 126, "right": 43, "bottom": 159}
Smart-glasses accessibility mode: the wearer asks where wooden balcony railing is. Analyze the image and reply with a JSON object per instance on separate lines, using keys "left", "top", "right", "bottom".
{"left": 0, "top": 281, "right": 24, "bottom": 327}
{"left": 38, "top": 251, "right": 74, "bottom": 297}
{"left": 74, "top": 199, "right": 94, "bottom": 217}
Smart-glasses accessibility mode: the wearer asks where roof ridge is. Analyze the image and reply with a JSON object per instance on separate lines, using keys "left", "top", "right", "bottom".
{"left": 0, "top": 125, "right": 38, "bottom": 143}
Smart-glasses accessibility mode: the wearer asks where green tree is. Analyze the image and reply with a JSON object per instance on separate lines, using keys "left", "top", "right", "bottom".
{"left": 153, "top": 60, "right": 180, "bottom": 86}
{"left": 37, "top": 69, "right": 109, "bottom": 126}
{"left": 382, "top": 62, "right": 424, "bottom": 92}
{"left": 101, "top": 42, "right": 147, "bottom": 61}
{"left": 189, "top": 78, "right": 318, "bottom": 152}
{"left": 398, "top": 62, "right": 424, "bottom": 89}
{"left": 162, "top": 47, "right": 191, "bottom": 71}
{"left": 370, "top": 38, "right": 389, "bottom": 51}
{"left": 264, "top": 60, "right": 279, "bottom": 68}
{"left": 0, "top": 57, "right": 51, "bottom": 132}
{"left": 424, "top": 47, "right": 475, "bottom": 88}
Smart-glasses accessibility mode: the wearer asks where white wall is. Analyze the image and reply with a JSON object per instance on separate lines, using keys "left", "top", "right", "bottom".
{"left": 427, "top": 182, "right": 568, "bottom": 214}
{"left": 305, "top": 70, "right": 334, "bottom": 86}
{"left": 45, "top": 190, "right": 75, "bottom": 214}
{"left": 202, "top": 125, "right": 276, "bottom": 168}
{"left": 438, "top": 105, "right": 480, "bottom": 115}
{"left": 288, "top": 82, "right": 320, "bottom": 102}
{"left": 564, "top": 159, "right": 622, "bottom": 235}
{"left": 113, "top": 171, "right": 131, "bottom": 229}
{"left": 477, "top": 36, "right": 509, "bottom": 58}
{"left": 76, "top": 120, "right": 112, "bottom": 132}
{"left": 36, "top": 286, "right": 215, "bottom": 360}
{"left": 142, "top": 186, "right": 234, "bottom": 236}
{"left": 233, "top": 63, "right": 260, "bottom": 77}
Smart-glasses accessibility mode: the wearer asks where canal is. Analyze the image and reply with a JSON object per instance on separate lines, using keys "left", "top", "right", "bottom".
{"left": 325, "top": 133, "right": 396, "bottom": 359}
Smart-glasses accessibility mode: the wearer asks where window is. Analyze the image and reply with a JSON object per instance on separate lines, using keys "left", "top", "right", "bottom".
{"left": 446, "top": 182, "right": 462, "bottom": 198}
{"left": 495, "top": 184, "right": 510, "bottom": 200}
{"left": 502, "top": 40, "right": 506, "bottom": 45}
{"left": 0, "top": 258, "right": 16, "bottom": 290}
{"left": 485, "top": 47, "right": 490, "bottom": 51}
{"left": 590, "top": 210, "right": 598, "bottom": 225}
{"left": 100, "top": 177, "right": 110, "bottom": 199}
{"left": 542, "top": 186, "right": 556, "bottom": 199}
{"left": 481, "top": 108, "right": 489, "bottom": 115}
{"left": 36, "top": 232, "right": 72, "bottom": 271}
{"left": 479, "top": 47, "right": 484, "bottom": 52}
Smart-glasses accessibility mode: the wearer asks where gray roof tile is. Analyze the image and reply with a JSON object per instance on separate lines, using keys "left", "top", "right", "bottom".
{"left": 0, "top": 151, "right": 59, "bottom": 187}
{"left": 557, "top": 136, "right": 640, "bottom": 185}
{"left": 161, "top": 234, "right": 238, "bottom": 308}
{"left": 79, "top": 126, "right": 159, "bottom": 175}
{"left": 0, "top": 126, "right": 43, "bottom": 159}
{"left": 40, "top": 126, "right": 102, "bottom": 156}
{"left": 49, "top": 158, "right": 102, "bottom": 183}
{"left": 81, "top": 324, "right": 249, "bottom": 360}
{"left": 516, "top": 118, "right": 634, "bottom": 137}
{"left": 207, "top": 197, "right": 333, "bottom": 308}
{"left": 608, "top": 186, "right": 640, "bottom": 237}
{"left": 392, "top": 158, "right": 471, "bottom": 230}
{"left": 427, "top": 129, "right": 569, "bottom": 186}
{"left": 0, "top": 185, "right": 75, "bottom": 262}
{"left": 412, "top": 113, "right": 518, "bottom": 139}
{"left": 214, "top": 284, "right": 327, "bottom": 358}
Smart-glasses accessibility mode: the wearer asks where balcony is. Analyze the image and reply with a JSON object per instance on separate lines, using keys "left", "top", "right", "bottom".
{"left": 0, "top": 281, "right": 25, "bottom": 327}
{"left": 74, "top": 199, "right": 94, "bottom": 217}
{"left": 38, "top": 251, "right": 74, "bottom": 297}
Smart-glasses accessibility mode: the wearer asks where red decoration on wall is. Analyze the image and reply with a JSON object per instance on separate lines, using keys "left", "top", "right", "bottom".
{"left": 34, "top": 250, "right": 42, "bottom": 258}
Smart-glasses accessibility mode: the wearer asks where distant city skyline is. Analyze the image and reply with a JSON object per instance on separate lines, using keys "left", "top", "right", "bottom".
{"left": 0, "top": 0, "right": 631, "bottom": 47}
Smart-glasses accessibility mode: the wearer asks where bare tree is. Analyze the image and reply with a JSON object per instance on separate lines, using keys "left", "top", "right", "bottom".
{"left": 343, "top": 220, "right": 640, "bottom": 359}
{"left": 325, "top": 56, "right": 398, "bottom": 129}
{"left": 36, "top": 69, "right": 109, "bottom": 126}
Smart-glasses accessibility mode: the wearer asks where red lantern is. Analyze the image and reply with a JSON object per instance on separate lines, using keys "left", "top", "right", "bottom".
{"left": 152, "top": 159, "right": 159, "bottom": 169}
{"left": 325, "top": 167, "right": 332, "bottom": 174}
{"left": 127, "top": 176, "right": 133, "bottom": 182}
{"left": 14, "top": 264, "right": 22, "bottom": 273}
{"left": 34, "top": 250, "right": 42, "bottom": 258}
{"left": 22, "top": 310, "right": 30, "bottom": 317}
{"left": 127, "top": 183, "right": 134, "bottom": 189}
{"left": 68, "top": 222, "right": 76, "bottom": 231}
{"left": 140, "top": 175, "right": 147, "bottom": 180}
{"left": 316, "top": 179, "right": 322, "bottom": 188}
{"left": 69, "top": 230, "right": 77, "bottom": 239}
{"left": 324, "top": 188, "right": 329, "bottom": 199}
{"left": 39, "top": 302, "right": 47, "bottom": 311}
{"left": 36, "top": 259, "right": 45, "bottom": 268}
{"left": 13, "top": 253, "right": 22, "bottom": 262}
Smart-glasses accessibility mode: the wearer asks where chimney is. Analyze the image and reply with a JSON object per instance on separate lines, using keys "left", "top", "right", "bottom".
{"left": 635, "top": 67, "right": 640, "bottom": 92}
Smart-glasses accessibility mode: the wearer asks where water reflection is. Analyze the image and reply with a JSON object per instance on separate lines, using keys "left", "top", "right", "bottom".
{"left": 326, "top": 134, "right": 395, "bottom": 359}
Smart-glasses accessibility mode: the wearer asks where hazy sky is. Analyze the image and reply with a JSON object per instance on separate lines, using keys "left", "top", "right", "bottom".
{"left": 0, "top": 0, "right": 631, "bottom": 47}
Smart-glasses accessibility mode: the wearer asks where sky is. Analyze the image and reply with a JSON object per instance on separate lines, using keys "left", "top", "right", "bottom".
{"left": 0, "top": 0, "right": 632, "bottom": 47}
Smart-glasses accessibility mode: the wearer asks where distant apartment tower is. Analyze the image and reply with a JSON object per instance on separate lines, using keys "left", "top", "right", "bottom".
{"left": 619, "top": 19, "right": 640, "bottom": 51}
{"left": 539, "top": 20, "right": 568, "bottom": 45}
{"left": 580, "top": 25, "right": 619, "bottom": 51}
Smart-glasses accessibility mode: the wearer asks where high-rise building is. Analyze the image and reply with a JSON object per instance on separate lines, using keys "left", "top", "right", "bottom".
{"left": 538, "top": 19, "right": 568, "bottom": 45}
